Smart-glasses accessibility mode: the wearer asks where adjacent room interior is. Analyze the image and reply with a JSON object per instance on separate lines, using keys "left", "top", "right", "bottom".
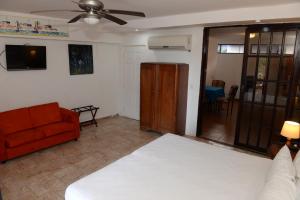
{"left": 198, "top": 25, "right": 300, "bottom": 152}
{"left": 1, "top": 0, "right": 300, "bottom": 200}
{"left": 200, "top": 27, "right": 246, "bottom": 145}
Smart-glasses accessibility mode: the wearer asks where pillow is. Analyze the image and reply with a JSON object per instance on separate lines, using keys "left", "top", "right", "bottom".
{"left": 293, "top": 150, "right": 300, "bottom": 200}
{"left": 296, "top": 180, "right": 300, "bottom": 200}
{"left": 258, "top": 176, "right": 296, "bottom": 200}
{"left": 294, "top": 151, "right": 300, "bottom": 180}
{"left": 267, "top": 145, "right": 295, "bottom": 183}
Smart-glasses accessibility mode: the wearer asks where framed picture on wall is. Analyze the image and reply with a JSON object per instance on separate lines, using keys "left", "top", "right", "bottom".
{"left": 68, "top": 44, "right": 93, "bottom": 75}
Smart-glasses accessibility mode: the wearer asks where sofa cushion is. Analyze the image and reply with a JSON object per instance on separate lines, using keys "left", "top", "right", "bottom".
{"left": 37, "top": 122, "right": 75, "bottom": 137}
{"left": 5, "top": 129, "right": 45, "bottom": 148}
{"left": 29, "top": 102, "right": 62, "bottom": 127}
{"left": 0, "top": 108, "right": 33, "bottom": 135}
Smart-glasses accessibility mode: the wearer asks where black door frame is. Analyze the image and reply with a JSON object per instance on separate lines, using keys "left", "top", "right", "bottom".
{"left": 197, "top": 23, "right": 300, "bottom": 150}
{"left": 196, "top": 25, "right": 247, "bottom": 137}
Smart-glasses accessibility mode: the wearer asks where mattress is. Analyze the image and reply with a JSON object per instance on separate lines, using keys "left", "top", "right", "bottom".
{"left": 65, "top": 134, "right": 272, "bottom": 200}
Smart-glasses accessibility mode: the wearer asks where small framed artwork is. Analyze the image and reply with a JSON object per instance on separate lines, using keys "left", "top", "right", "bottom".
{"left": 68, "top": 44, "right": 93, "bottom": 75}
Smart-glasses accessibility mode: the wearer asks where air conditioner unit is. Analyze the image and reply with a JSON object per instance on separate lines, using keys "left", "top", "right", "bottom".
{"left": 148, "top": 35, "right": 192, "bottom": 51}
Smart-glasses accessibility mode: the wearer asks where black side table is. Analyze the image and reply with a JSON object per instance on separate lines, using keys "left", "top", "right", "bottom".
{"left": 72, "top": 105, "right": 99, "bottom": 130}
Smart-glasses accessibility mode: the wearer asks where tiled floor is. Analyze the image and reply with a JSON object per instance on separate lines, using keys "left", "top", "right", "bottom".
{"left": 0, "top": 116, "right": 264, "bottom": 200}
{"left": 0, "top": 116, "right": 161, "bottom": 200}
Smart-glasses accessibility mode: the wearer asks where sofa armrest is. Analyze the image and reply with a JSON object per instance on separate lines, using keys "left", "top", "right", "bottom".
{"left": 0, "top": 131, "right": 6, "bottom": 162}
{"left": 60, "top": 108, "right": 80, "bottom": 138}
{"left": 60, "top": 108, "right": 78, "bottom": 123}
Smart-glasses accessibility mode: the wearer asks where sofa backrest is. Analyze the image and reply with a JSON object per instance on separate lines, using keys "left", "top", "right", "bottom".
{"left": 0, "top": 108, "right": 33, "bottom": 135}
{"left": 29, "top": 102, "right": 62, "bottom": 127}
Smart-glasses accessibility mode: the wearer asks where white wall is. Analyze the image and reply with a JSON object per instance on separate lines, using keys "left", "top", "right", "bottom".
{"left": 0, "top": 11, "right": 124, "bottom": 121}
{"left": 0, "top": 37, "right": 121, "bottom": 121}
{"left": 120, "top": 26, "right": 203, "bottom": 135}
{"left": 206, "top": 27, "right": 245, "bottom": 96}
{"left": 119, "top": 46, "right": 156, "bottom": 120}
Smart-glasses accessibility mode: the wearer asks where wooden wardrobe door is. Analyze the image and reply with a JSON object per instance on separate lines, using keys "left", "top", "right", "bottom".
{"left": 157, "top": 64, "right": 177, "bottom": 132}
{"left": 140, "top": 64, "right": 156, "bottom": 130}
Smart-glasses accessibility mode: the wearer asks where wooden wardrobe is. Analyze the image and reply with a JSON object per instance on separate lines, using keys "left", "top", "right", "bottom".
{"left": 140, "top": 63, "right": 189, "bottom": 135}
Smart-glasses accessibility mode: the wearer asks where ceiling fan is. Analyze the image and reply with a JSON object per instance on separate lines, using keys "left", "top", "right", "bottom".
{"left": 31, "top": 0, "right": 146, "bottom": 25}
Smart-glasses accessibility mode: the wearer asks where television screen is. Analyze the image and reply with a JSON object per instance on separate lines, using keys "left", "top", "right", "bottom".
{"left": 5, "top": 45, "right": 47, "bottom": 70}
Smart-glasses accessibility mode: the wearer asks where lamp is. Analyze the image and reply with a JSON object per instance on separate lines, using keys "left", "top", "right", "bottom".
{"left": 280, "top": 121, "right": 300, "bottom": 147}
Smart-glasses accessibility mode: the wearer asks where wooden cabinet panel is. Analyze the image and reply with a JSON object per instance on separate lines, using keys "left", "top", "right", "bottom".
{"left": 157, "top": 64, "right": 177, "bottom": 133}
{"left": 140, "top": 64, "right": 156, "bottom": 130}
{"left": 140, "top": 63, "right": 189, "bottom": 135}
{"left": 176, "top": 65, "right": 189, "bottom": 133}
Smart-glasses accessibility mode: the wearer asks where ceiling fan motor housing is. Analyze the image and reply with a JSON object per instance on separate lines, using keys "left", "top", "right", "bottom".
{"left": 79, "top": 0, "right": 104, "bottom": 11}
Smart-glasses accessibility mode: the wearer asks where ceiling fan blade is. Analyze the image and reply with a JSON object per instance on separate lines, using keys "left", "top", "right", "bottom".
{"left": 105, "top": 10, "right": 146, "bottom": 17}
{"left": 68, "top": 13, "right": 86, "bottom": 23}
{"left": 31, "top": 10, "right": 84, "bottom": 14}
{"left": 102, "top": 14, "right": 127, "bottom": 25}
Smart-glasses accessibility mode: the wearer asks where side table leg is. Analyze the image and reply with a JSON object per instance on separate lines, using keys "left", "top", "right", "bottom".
{"left": 91, "top": 109, "right": 98, "bottom": 127}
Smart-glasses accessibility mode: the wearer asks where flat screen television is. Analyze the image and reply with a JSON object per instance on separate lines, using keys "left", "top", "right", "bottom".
{"left": 5, "top": 45, "right": 47, "bottom": 71}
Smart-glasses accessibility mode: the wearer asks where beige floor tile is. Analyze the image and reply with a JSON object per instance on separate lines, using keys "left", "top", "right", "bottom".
{"left": 0, "top": 116, "right": 160, "bottom": 200}
{"left": 0, "top": 116, "right": 257, "bottom": 200}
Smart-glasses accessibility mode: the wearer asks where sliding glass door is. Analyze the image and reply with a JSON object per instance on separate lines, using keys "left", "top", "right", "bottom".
{"left": 235, "top": 24, "right": 300, "bottom": 152}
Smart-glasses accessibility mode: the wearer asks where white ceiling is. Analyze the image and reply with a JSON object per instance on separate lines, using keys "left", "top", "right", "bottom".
{"left": 0, "top": 0, "right": 298, "bottom": 21}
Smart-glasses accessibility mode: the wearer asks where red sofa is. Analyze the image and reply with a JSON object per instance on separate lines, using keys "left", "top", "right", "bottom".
{"left": 0, "top": 102, "right": 80, "bottom": 162}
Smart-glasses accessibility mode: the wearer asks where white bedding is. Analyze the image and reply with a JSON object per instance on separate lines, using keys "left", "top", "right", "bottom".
{"left": 65, "top": 134, "right": 272, "bottom": 200}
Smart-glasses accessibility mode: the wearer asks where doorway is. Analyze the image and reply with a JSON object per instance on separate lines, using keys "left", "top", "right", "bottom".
{"left": 198, "top": 26, "right": 246, "bottom": 146}
{"left": 197, "top": 24, "right": 300, "bottom": 153}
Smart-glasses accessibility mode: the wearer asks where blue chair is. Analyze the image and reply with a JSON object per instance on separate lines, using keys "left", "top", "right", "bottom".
{"left": 212, "top": 80, "right": 225, "bottom": 89}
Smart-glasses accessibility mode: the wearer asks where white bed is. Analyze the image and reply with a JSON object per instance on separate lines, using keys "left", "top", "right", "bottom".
{"left": 65, "top": 134, "right": 272, "bottom": 200}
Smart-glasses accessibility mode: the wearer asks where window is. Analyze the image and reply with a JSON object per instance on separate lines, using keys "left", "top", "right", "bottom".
{"left": 217, "top": 44, "right": 244, "bottom": 54}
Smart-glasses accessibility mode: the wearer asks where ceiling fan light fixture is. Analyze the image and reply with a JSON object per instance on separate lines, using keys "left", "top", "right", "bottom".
{"left": 83, "top": 16, "right": 100, "bottom": 24}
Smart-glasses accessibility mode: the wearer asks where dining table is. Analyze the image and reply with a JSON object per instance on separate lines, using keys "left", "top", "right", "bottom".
{"left": 205, "top": 86, "right": 225, "bottom": 102}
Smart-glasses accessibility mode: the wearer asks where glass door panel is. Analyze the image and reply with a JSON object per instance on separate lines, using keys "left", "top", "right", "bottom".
{"left": 292, "top": 82, "right": 300, "bottom": 123}
{"left": 277, "top": 83, "right": 289, "bottom": 106}
{"left": 237, "top": 103, "right": 252, "bottom": 145}
{"left": 265, "top": 82, "right": 277, "bottom": 105}
{"left": 284, "top": 31, "right": 297, "bottom": 55}
{"left": 254, "top": 81, "right": 264, "bottom": 103}
{"left": 259, "top": 32, "right": 271, "bottom": 56}
{"left": 248, "top": 32, "right": 259, "bottom": 55}
{"left": 248, "top": 104, "right": 263, "bottom": 146}
{"left": 259, "top": 106, "right": 273, "bottom": 149}
{"left": 272, "top": 32, "right": 283, "bottom": 55}
{"left": 257, "top": 57, "right": 268, "bottom": 81}
{"left": 268, "top": 58, "right": 280, "bottom": 81}
{"left": 281, "top": 57, "right": 294, "bottom": 82}
{"left": 236, "top": 25, "right": 300, "bottom": 152}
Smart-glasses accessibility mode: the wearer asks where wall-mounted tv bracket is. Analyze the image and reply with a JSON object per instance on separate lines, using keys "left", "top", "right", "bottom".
{"left": 0, "top": 49, "right": 7, "bottom": 70}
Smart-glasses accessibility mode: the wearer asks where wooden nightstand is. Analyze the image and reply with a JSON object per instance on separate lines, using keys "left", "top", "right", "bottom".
{"left": 269, "top": 143, "right": 298, "bottom": 159}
